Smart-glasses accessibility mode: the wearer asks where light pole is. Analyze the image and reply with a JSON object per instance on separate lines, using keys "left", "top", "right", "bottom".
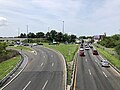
{"left": 62, "top": 21, "right": 64, "bottom": 34}
{"left": 48, "top": 27, "right": 50, "bottom": 32}
{"left": 18, "top": 28, "right": 20, "bottom": 37}
{"left": 26, "top": 25, "right": 29, "bottom": 43}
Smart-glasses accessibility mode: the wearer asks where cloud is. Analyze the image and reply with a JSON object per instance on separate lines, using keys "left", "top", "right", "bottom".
{"left": 0, "top": 17, "right": 8, "bottom": 26}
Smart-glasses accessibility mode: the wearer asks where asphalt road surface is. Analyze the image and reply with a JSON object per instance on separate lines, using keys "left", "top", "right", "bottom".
{"left": 4, "top": 46, "right": 65, "bottom": 90}
{"left": 76, "top": 48, "right": 120, "bottom": 90}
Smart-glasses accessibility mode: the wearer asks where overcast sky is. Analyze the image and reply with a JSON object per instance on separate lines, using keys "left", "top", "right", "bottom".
{"left": 0, "top": 0, "right": 120, "bottom": 37}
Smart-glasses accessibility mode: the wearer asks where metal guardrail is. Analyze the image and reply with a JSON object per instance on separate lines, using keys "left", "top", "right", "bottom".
{"left": 70, "top": 51, "right": 78, "bottom": 90}
{"left": 0, "top": 54, "right": 24, "bottom": 87}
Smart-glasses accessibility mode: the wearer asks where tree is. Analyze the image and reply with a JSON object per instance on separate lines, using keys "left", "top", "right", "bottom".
{"left": 19, "top": 33, "right": 26, "bottom": 38}
{"left": 36, "top": 32, "right": 45, "bottom": 38}
{"left": 0, "top": 42, "right": 7, "bottom": 54}
{"left": 27, "top": 32, "right": 36, "bottom": 38}
{"left": 63, "top": 33, "right": 70, "bottom": 43}
{"left": 115, "top": 43, "right": 120, "bottom": 58}
{"left": 56, "top": 32, "right": 63, "bottom": 42}
{"left": 70, "top": 34, "right": 77, "bottom": 42}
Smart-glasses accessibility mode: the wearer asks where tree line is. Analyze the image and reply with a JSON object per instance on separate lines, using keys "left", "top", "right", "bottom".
{"left": 19, "top": 30, "right": 77, "bottom": 43}
{"left": 97, "top": 34, "right": 120, "bottom": 57}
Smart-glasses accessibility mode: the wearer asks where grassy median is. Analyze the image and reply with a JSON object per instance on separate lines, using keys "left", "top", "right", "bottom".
{"left": 94, "top": 46, "right": 120, "bottom": 70}
{"left": 44, "top": 43, "right": 78, "bottom": 62}
{"left": 0, "top": 55, "right": 21, "bottom": 80}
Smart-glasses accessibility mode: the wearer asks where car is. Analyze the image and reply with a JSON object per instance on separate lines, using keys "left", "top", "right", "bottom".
{"left": 33, "top": 43, "right": 37, "bottom": 46}
{"left": 80, "top": 48, "right": 84, "bottom": 51}
{"left": 101, "top": 60, "right": 110, "bottom": 67}
{"left": 23, "top": 43, "right": 29, "bottom": 46}
{"left": 89, "top": 45, "right": 93, "bottom": 48}
{"left": 93, "top": 50, "right": 98, "bottom": 55}
{"left": 79, "top": 51, "right": 85, "bottom": 56}
{"left": 85, "top": 46, "right": 90, "bottom": 50}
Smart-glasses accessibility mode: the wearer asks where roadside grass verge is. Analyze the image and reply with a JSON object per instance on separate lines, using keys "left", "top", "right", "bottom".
{"left": 43, "top": 43, "right": 78, "bottom": 85}
{"left": 9, "top": 46, "right": 33, "bottom": 51}
{"left": 94, "top": 45, "right": 120, "bottom": 70}
{"left": 0, "top": 55, "right": 21, "bottom": 80}
{"left": 44, "top": 43, "right": 78, "bottom": 62}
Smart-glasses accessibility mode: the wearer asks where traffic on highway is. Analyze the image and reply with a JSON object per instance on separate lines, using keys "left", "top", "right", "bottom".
{"left": 76, "top": 42, "right": 120, "bottom": 90}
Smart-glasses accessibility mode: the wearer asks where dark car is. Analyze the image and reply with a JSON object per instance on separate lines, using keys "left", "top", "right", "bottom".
{"left": 93, "top": 50, "right": 98, "bottom": 55}
{"left": 23, "top": 43, "right": 29, "bottom": 46}
{"left": 89, "top": 45, "right": 93, "bottom": 48}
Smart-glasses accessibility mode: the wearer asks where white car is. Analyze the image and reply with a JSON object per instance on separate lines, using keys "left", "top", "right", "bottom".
{"left": 101, "top": 60, "right": 110, "bottom": 67}
{"left": 80, "top": 48, "right": 84, "bottom": 51}
{"left": 33, "top": 43, "right": 37, "bottom": 46}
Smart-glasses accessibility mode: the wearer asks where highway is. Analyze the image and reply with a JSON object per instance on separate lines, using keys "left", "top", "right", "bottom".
{"left": 3, "top": 46, "right": 65, "bottom": 90}
{"left": 76, "top": 48, "right": 120, "bottom": 90}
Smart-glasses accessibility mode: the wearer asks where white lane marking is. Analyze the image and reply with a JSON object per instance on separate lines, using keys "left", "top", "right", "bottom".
{"left": 85, "top": 59, "right": 87, "bottom": 62}
{"left": 42, "top": 80, "right": 48, "bottom": 90}
{"left": 23, "top": 81, "right": 31, "bottom": 90}
{"left": 88, "top": 69, "right": 92, "bottom": 75}
{"left": 43, "top": 56, "right": 45, "bottom": 58}
{"left": 103, "top": 71, "right": 107, "bottom": 77}
{"left": 51, "top": 55, "right": 53, "bottom": 57}
{"left": 41, "top": 63, "right": 43, "bottom": 67}
{"left": 52, "top": 63, "right": 54, "bottom": 67}
{"left": 95, "top": 60, "right": 97, "bottom": 62}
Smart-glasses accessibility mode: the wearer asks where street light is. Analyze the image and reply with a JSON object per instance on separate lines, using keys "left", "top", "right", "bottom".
{"left": 26, "top": 25, "right": 29, "bottom": 43}
{"left": 62, "top": 21, "right": 64, "bottom": 34}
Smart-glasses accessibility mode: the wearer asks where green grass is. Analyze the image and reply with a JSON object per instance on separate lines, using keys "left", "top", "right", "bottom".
{"left": 94, "top": 46, "right": 120, "bottom": 70}
{"left": 44, "top": 43, "right": 78, "bottom": 62}
{"left": 9, "top": 46, "right": 33, "bottom": 51}
{"left": 0, "top": 55, "right": 21, "bottom": 80}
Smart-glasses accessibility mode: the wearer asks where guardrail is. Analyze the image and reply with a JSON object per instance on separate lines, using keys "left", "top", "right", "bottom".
{"left": 0, "top": 53, "right": 24, "bottom": 87}
{"left": 70, "top": 51, "right": 78, "bottom": 90}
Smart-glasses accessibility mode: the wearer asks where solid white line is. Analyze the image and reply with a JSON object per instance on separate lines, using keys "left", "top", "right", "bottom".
{"left": 52, "top": 63, "right": 54, "bottom": 67}
{"left": 103, "top": 71, "right": 107, "bottom": 77}
{"left": 42, "top": 80, "right": 48, "bottom": 90}
{"left": 41, "top": 63, "right": 43, "bottom": 67}
{"left": 85, "top": 59, "right": 87, "bottom": 62}
{"left": 23, "top": 81, "right": 31, "bottom": 90}
{"left": 88, "top": 69, "right": 92, "bottom": 75}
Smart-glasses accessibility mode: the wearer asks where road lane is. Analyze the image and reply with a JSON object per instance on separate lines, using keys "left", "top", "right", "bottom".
{"left": 3, "top": 46, "right": 65, "bottom": 90}
{"left": 76, "top": 48, "right": 120, "bottom": 90}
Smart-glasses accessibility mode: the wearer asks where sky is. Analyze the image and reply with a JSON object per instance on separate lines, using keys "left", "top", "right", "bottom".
{"left": 0, "top": 0, "right": 120, "bottom": 37}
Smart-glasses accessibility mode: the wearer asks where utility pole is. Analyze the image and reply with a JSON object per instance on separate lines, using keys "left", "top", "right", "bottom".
{"left": 26, "top": 25, "right": 29, "bottom": 43}
{"left": 48, "top": 27, "right": 50, "bottom": 32}
{"left": 62, "top": 21, "right": 64, "bottom": 34}
{"left": 18, "top": 28, "right": 20, "bottom": 37}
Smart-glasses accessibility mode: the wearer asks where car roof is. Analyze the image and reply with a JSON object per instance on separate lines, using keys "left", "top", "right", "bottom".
{"left": 80, "top": 48, "right": 84, "bottom": 51}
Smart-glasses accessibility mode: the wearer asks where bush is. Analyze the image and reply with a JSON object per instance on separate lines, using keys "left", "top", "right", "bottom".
{"left": 0, "top": 50, "right": 20, "bottom": 63}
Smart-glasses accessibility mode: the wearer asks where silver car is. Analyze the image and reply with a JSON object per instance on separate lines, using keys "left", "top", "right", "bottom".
{"left": 101, "top": 60, "right": 110, "bottom": 67}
